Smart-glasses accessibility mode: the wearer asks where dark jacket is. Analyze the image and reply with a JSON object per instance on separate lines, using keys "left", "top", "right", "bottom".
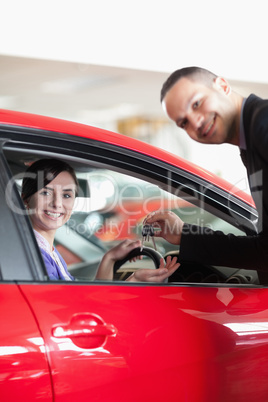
{"left": 179, "top": 94, "right": 268, "bottom": 271}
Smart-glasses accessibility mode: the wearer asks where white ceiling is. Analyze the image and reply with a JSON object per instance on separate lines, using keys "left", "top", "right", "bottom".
{"left": 2, "top": 1, "right": 268, "bottom": 83}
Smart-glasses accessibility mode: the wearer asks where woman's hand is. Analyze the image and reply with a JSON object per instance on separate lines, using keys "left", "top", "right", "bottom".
{"left": 127, "top": 256, "right": 180, "bottom": 283}
{"left": 96, "top": 237, "right": 180, "bottom": 283}
{"left": 106, "top": 239, "right": 142, "bottom": 262}
{"left": 145, "top": 210, "right": 184, "bottom": 245}
{"left": 95, "top": 239, "right": 142, "bottom": 280}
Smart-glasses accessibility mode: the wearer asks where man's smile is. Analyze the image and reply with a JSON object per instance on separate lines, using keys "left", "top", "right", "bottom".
{"left": 201, "top": 115, "right": 216, "bottom": 138}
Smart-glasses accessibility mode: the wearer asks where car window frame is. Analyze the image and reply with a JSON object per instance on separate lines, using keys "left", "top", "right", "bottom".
{"left": 1, "top": 124, "right": 257, "bottom": 235}
{"left": 0, "top": 126, "right": 259, "bottom": 285}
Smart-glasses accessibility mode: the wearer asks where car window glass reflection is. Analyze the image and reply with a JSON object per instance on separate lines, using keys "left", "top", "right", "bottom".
{"left": 10, "top": 157, "right": 244, "bottom": 284}
{"left": 54, "top": 167, "right": 244, "bottom": 281}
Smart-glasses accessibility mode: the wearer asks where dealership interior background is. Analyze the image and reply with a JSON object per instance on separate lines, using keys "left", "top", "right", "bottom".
{"left": 1, "top": 0, "right": 268, "bottom": 194}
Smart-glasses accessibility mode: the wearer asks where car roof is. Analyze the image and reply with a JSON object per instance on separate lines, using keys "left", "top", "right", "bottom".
{"left": 0, "top": 108, "right": 255, "bottom": 208}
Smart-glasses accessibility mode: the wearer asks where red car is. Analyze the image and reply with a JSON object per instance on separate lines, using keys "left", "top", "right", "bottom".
{"left": 0, "top": 109, "right": 267, "bottom": 402}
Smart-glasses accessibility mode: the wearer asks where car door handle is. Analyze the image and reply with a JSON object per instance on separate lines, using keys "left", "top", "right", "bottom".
{"left": 52, "top": 313, "right": 117, "bottom": 349}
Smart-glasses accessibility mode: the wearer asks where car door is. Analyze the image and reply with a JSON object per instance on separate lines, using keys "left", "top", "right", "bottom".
{"left": 19, "top": 282, "right": 268, "bottom": 402}
{"left": 2, "top": 126, "right": 268, "bottom": 402}
{"left": 15, "top": 171, "right": 268, "bottom": 402}
{"left": 0, "top": 285, "right": 53, "bottom": 401}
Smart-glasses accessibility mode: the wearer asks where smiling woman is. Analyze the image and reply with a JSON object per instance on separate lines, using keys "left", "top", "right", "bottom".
{"left": 22, "top": 159, "right": 80, "bottom": 280}
{"left": 21, "top": 158, "right": 179, "bottom": 282}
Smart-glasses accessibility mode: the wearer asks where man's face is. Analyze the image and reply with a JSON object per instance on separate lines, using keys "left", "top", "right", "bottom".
{"left": 162, "top": 77, "right": 239, "bottom": 145}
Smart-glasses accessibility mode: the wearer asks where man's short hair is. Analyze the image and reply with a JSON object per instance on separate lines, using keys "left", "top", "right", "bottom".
{"left": 160, "top": 66, "right": 218, "bottom": 102}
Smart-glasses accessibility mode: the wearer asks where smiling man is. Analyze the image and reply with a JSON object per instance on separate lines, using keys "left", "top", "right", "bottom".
{"left": 161, "top": 68, "right": 242, "bottom": 146}
{"left": 146, "top": 66, "right": 268, "bottom": 273}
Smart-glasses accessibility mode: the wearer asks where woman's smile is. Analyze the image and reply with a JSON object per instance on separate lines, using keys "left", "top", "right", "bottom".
{"left": 44, "top": 211, "right": 64, "bottom": 219}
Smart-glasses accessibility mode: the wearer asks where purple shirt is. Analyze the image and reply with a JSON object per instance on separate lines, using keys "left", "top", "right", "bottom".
{"left": 34, "top": 230, "right": 74, "bottom": 281}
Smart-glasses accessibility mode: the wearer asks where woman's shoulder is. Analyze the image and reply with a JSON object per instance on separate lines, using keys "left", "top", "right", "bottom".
{"left": 39, "top": 248, "right": 61, "bottom": 279}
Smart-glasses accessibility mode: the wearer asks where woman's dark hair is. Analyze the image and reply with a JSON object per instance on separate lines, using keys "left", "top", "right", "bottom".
{"left": 160, "top": 66, "right": 218, "bottom": 102}
{"left": 22, "top": 158, "right": 79, "bottom": 201}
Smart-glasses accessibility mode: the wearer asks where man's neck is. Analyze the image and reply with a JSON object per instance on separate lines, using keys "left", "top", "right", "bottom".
{"left": 230, "top": 92, "right": 244, "bottom": 146}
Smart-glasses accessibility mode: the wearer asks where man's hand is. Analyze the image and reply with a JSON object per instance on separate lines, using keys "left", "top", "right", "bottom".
{"left": 145, "top": 210, "right": 184, "bottom": 245}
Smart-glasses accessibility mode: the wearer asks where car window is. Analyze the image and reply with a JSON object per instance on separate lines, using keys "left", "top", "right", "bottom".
{"left": 4, "top": 147, "right": 253, "bottom": 285}
{"left": 54, "top": 168, "right": 245, "bottom": 281}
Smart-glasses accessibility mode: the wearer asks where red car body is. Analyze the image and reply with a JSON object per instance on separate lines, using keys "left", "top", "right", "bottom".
{"left": 0, "top": 109, "right": 267, "bottom": 402}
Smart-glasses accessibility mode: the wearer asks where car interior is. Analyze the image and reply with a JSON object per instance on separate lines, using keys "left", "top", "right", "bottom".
{"left": 3, "top": 145, "right": 261, "bottom": 286}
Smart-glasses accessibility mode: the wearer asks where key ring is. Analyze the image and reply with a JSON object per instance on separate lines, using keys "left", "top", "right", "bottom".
{"left": 141, "top": 223, "right": 157, "bottom": 251}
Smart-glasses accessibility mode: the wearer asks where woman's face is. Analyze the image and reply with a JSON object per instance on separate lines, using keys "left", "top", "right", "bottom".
{"left": 26, "top": 171, "right": 76, "bottom": 233}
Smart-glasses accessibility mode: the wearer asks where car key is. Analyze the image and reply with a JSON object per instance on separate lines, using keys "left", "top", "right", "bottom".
{"left": 141, "top": 223, "right": 157, "bottom": 251}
